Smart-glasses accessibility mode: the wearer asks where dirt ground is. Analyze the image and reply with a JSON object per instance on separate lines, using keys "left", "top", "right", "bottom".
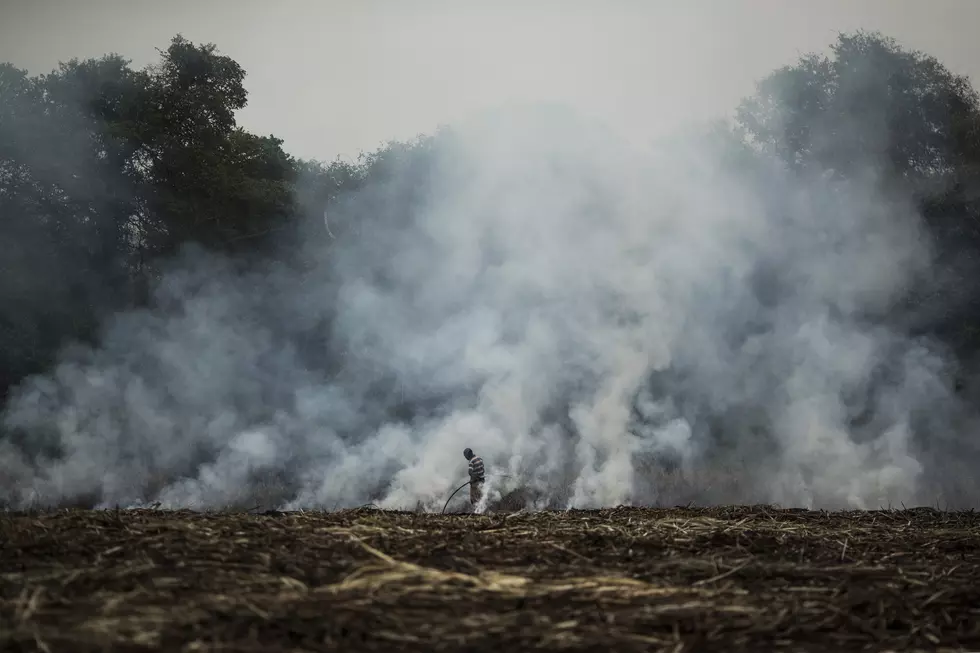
{"left": 2, "top": 506, "right": 979, "bottom": 652}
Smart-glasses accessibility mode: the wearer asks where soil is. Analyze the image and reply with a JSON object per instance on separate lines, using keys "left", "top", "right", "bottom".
{"left": 2, "top": 505, "right": 979, "bottom": 652}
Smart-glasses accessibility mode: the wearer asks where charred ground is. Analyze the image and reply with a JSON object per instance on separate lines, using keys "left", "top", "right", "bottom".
{"left": 2, "top": 506, "right": 979, "bottom": 652}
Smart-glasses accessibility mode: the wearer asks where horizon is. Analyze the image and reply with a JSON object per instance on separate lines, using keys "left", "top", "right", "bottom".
{"left": 4, "top": 0, "right": 980, "bottom": 162}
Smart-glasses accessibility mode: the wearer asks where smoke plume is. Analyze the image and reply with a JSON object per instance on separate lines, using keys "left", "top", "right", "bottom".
{"left": 2, "top": 103, "right": 978, "bottom": 512}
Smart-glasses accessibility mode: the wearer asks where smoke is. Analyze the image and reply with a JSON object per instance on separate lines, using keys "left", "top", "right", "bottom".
{"left": 2, "top": 101, "right": 977, "bottom": 512}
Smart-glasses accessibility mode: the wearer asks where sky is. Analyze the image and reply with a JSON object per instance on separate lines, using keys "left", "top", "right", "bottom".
{"left": 2, "top": 0, "right": 980, "bottom": 162}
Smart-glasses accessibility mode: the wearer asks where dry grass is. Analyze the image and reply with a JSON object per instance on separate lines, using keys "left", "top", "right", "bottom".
{"left": 2, "top": 505, "right": 979, "bottom": 652}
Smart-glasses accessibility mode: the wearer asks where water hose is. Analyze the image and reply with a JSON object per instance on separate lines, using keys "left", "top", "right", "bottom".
{"left": 441, "top": 474, "right": 514, "bottom": 514}
{"left": 442, "top": 480, "right": 472, "bottom": 514}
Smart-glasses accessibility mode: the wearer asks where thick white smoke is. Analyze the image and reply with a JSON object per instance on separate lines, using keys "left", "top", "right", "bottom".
{"left": 1, "top": 104, "right": 972, "bottom": 512}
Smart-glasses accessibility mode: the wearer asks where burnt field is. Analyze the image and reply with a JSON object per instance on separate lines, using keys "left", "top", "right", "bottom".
{"left": 2, "top": 506, "right": 979, "bottom": 652}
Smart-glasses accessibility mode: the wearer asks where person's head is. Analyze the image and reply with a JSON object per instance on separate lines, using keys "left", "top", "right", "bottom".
{"left": 463, "top": 448, "right": 474, "bottom": 460}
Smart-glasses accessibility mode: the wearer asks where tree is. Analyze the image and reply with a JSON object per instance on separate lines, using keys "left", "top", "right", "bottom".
{"left": 736, "top": 32, "right": 980, "bottom": 183}
{"left": 736, "top": 31, "right": 980, "bottom": 363}
{"left": 0, "top": 57, "right": 143, "bottom": 401}
{"left": 0, "top": 35, "right": 307, "bottom": 402}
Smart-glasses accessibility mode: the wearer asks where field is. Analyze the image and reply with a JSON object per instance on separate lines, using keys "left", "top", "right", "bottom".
{"left": 2, "top": 506, "right": 979, "bottom": 652}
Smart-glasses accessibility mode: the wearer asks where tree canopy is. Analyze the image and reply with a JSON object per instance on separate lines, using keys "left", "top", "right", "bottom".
{"left": 4, "top": 30, "right": 980, "bottom": 403}
{"left": 736, "top": 32, "right": 980, "bottom": 361}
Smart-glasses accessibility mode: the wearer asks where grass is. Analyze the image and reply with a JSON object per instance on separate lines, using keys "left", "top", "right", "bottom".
{"left": 2, "top": 505, "right": 979, "bottom": 651}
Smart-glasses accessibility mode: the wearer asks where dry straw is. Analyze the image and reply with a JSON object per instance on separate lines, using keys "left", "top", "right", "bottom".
{"left": 2, "top": 505, "right": 978, "bottom": 651}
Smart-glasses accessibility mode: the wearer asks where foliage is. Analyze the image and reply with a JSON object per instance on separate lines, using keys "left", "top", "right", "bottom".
{"left": 4, "top": 29, "right": 980, "bottom": 405}
{"left": 0, "top": 36, "right": 338, "bottom": 401}
{"left": 736, "top": 31, "right": 980, "bottom": 360}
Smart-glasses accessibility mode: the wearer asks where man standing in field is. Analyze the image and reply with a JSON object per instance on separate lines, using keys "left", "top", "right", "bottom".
{"left": 463, "top": 448, "right": 485, "bottom": 507}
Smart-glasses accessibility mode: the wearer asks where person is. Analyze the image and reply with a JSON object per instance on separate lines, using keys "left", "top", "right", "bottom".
{"left": 463, "top": 447, "right": 485, "bottom": 507}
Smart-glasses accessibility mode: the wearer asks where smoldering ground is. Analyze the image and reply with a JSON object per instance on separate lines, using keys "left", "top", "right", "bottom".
{"left": 1, "top": 103, "right": 977, "bottom": 512}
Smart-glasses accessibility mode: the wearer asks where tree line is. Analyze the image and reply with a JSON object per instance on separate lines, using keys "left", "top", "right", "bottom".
{"left": 3, "top": 31, "right": 980, "bottom": 408}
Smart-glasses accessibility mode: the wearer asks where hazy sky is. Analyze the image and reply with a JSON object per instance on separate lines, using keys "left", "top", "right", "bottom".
{"left": 3, "top": 0, "right": 980, "bottom": 162}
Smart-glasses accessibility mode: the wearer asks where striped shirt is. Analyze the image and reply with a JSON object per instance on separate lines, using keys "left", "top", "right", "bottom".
{"left": 468, "top": 456, "right": 485, "bottom": 482}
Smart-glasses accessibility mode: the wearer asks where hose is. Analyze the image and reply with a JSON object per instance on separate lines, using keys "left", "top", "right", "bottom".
{"left": 442, "top": 480, "right": 472, "bottom": 514}
{"left": 441, "top": 474, "right": 515, "bottom": 514}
